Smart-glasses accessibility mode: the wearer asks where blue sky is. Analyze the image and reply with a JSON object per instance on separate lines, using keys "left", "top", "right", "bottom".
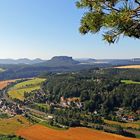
{"left": 0, "top": 0, "right": 140, "bottom": 59}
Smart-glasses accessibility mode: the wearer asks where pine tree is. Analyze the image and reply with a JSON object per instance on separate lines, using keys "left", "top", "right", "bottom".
{"left": 76, "top": 0, "right": 140, "bottom": 43}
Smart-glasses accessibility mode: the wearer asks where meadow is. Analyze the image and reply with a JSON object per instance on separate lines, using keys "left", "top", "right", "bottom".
{"left": 16, "top": 124, "right": 139, "bottom": 140}
{"left": 8, "top": 78, "right": 46, "bottom": 101}
{"left": 121, "top": 80, "right": 140, "bottom": 85}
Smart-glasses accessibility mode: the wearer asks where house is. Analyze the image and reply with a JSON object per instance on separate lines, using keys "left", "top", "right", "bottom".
{"left": 121, "top": 115, "right": 136, "bottom": 122}
{"left": 128, "top": 115, "right": 136, "bottom": 122}
{"left": 136, "top": 110, "right": 140, "bottom": 115}
{"left": 48, "top": 115, "right": 53, "bottom": 119}
{"left": 94, "top": 110, "right": 98, "bottom": 115}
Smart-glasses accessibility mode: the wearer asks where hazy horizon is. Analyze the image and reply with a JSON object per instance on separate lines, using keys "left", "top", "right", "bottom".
{"left": 0, "top": 0, "right": 140, "bottom": 59}
{"left": 0, "top": 56, "right": 139, "bottom": 60}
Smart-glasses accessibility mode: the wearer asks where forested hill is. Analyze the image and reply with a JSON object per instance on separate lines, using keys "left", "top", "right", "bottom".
{"left": 0, "top": 56, "right": 140, "bottom": 80}
{"left": 0, "top": 64, "right": 110, "bottom": 81}
{"left": 42, "top": 68, "right": 140, "bottom": 115}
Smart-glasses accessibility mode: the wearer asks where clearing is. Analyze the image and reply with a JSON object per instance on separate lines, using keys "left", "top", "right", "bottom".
{"left": 8, "top": 78, "right": 46, "bottom": 101}
{"left": 16, "top": 124, "right": 139, "bottom": 140}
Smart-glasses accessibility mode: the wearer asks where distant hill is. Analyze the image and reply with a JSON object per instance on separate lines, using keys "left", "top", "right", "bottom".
{"left": 76, "top": 58, "right": 96, "bottom": 64}
{"left": 0, "top": 58, "right": 45, "bottom": 64}
{"left": 0, "top": 57, "right": 140, "bottom": 66}
{"left": 0, "top": 56, "right": 140, "bottom": 80}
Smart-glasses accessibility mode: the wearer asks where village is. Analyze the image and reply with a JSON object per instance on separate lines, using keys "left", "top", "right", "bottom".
{"left": 0, "top": 98, "right": 24, "bottom": 117}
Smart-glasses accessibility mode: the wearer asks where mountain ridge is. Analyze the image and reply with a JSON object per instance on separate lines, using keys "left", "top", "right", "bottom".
{"left": 0, "top": 56, "right": 140, "bottom": 66}
{"left": 0, "top": 58, "right": 45, "bottom": 64}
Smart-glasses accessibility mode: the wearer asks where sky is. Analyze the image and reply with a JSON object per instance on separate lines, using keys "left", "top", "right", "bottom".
{"left": 0, "top": 0, "right": 140, "bottom": 60}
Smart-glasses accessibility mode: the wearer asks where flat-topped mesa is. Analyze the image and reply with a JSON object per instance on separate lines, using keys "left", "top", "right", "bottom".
{"left": 46, "top": 56, "right": 79, "bottom": 66}
{"left": 51, "top": 56, "right": 75, "bottom": 62}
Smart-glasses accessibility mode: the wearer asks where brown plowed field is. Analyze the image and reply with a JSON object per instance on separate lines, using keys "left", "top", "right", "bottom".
{"left": 0, "top": 80, "right": 16, "bottom": 90}
{"left": 115, "top": 65, "right": 140, "bottom": 69}
{"left": 16, "top": 125, "right": 139, "bottom": 140}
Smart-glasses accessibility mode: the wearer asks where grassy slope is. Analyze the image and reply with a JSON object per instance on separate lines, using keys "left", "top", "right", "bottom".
{"left": 0, "top": 115, "right": 30, "bottom": 135}
{"left": 8, "top": 78, "right": 46, "bottom": 101}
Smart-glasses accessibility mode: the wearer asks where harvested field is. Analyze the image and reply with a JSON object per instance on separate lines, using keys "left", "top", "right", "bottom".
{"left": 16, "top": 124, "right": 139, "bottom": 140}
{"left": 0, "top": 80, "right": 16, "bottom": 90}
{"left": 116, "top": 65, "right": 140, "bottom": 69}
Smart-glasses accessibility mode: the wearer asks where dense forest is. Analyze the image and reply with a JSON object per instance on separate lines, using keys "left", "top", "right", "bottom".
{"left": 42, "top": 68, "right": 140, "bottom": 114}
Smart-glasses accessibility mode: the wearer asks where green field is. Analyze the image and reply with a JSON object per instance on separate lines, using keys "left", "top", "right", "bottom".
{"left": 0, "top": 68, "right": 5, "bottom": 72}
{"left": 8, "top": 78, "right": 46, "bottom": 101}
{"left": 121, "top": 80, "right": 140, "bottom": 85}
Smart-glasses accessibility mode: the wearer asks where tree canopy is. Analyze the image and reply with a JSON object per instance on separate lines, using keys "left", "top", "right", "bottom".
{"left": 76, "top": 0, "right": 140, "bottom": 43}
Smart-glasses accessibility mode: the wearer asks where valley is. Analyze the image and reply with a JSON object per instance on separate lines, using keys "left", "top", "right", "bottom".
{"left": 1, "top": 0, "right": 140, "bottom": 139}
{"left": 0, "top": 59, "right": 140, "bottom": 140}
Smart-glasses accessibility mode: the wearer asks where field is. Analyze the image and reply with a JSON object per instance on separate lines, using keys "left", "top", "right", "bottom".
{"left": 8, "top": 78, "right": 46, "bottom": 101}
{"left": 0, "top": 79, "right": 16, "bottom": 90}
{"left": 16, "top": 124, "right": 139, "bottom": 140}
{"left": 104, "top": 119, "right": 140, "bottom": 129}
{"left": 121, "top": 80, "right": 140, "bottom": 85}
{"left": 116, "top": 65, "right": 140, "bottom": 69}
{"left": 0, "top": 115, "right": 30, "bottom": 135}
{"left": 0, "top": 68, "right": 5, "bottom": 72}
